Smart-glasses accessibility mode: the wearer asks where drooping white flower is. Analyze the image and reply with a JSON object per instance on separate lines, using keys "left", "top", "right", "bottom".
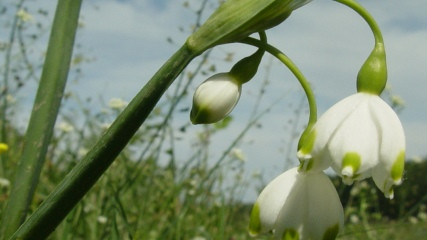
{"left": 249, "top": 167, "right": 344, "bottom": 240}
{"left": 190, "top": 73, "right": 241, "bottom": 124}
{"left": 297, "top": 92, "right": 405, "bottom": 198}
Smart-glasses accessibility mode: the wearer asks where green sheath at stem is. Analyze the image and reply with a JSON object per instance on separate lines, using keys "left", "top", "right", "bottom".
{"left": 9, "top": 44, "right": 197, "bottom": 240}
{"left": 0, "top": 0, "right": 82, "bottom": 238}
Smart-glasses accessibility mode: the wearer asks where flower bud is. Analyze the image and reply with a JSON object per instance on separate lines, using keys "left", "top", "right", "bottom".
{"left": 190, "top": 73, "right": 241, "bottom": 124}
{"left": 186, "top": 0, "right": 312, "bottom": 54}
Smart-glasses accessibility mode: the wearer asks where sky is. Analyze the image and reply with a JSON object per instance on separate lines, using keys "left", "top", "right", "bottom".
{"left": 3, "top": 0, "right": 427, "bottom": 200}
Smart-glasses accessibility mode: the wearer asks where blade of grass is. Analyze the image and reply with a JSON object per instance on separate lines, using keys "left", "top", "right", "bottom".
{"left": 0, "top": 0, "right": 83, "bottom": 238}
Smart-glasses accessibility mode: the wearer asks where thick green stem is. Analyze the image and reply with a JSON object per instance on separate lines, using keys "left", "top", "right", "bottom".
{"left": 0, "top": 0, "right": 82, "bottom": 238}
{"left": 9, "top": 44, "right": 197, "bottom": 240}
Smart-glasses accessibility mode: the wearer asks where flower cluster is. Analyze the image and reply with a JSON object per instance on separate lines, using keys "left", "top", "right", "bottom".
{"left": 188, "top": 0, "right": 406, "bottom": 239}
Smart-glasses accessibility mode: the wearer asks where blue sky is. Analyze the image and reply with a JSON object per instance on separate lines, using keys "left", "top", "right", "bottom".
{"left": 5, "top": 0, "right": 427, "bottom": 198}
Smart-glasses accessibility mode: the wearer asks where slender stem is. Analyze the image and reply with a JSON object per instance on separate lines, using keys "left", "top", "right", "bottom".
{"left": 239, "top": 37, "right": 317, "bottom": 127}
{"left": 334, "top": 0, "right": 384, "bottom": 44}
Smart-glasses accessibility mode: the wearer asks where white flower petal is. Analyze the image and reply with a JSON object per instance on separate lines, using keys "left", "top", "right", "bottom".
{"left": 249, "top": 167, "right": 300, "bottom": 235}
{"left": 299, "top": 93, "right": 365, "bottom": 172}
{"left": 306, "top": 172, "right": 344, "bottom": 239}
{"left": 274, "top": 171, "right": 344, "bottom": 240}
{"left": 326, "top": 94, "right": 379, "bottom": 180}
{"left": 370, "top": 96, "right": 406, "bottom": 178}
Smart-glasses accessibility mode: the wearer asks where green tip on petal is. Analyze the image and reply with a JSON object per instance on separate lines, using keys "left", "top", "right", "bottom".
{"left": 248, "top": 203, "right": 261, "bottom": 236}
{"left": 341, "top": 152, "right": 361, "bottom": 178}
{"left": 322, "top": 223, "right": 340, "bottom": 240}
{"left": 391, "top": 150, "right": 405, "bottom": 184}
{"left": 282, "top": 228, "right": 299, "bottom": 240}
{"left": 298, "top": 129, "right": 316, "bottom": 155}
{"left": 190, "top": 107, "right": 210, "bottom": 124}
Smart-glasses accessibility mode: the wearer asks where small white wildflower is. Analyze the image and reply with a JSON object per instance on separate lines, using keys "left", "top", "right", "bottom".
{"left": 391, "top": 95, "right": 405, "bottom": 107}
{"left": 108, "top": 98, "right": 128, "bottom": 110}
{"left": 57, "top": 121, "right": 74, "bottom": 133}
{"left": 83, "top": 203, "right": 95, "bottom": 213}
{"left": 191, "top": 237, "right": 207, "bottom": 240}
{"left": 409, "top": 216, "right": 418, "bottom": 224}
{"left": 230, "top": 148, "right": 246, "bottom": 162}
{"left": 411, "top": 156, "right": 423, "bottom": 163}
{"left": 349, "top": 214, "right": 360, "bottom": 224}
{"left": 100, "top": 122, "right": 111, "bottom": 130}
{"left": 6, "top": 95, "right": 16, "bottom": 104}
{"left": 78, "top": 148, "right": 88, "bottom": 158}
{"left": 16, "top": 9, "right": 33, "bottom": 22}
{"left": 97, "top": 215, "right": 108, "bottom": 224}
{"left": 0, "top": 178, "right": 11, "bottom": 188}
{"left": 417, "top": 212, "right": 427, "bottom": 221}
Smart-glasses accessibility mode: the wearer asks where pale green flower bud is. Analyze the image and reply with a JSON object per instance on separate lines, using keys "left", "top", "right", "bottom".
{"left": 190, "top": 73, "right": 241, "bottom": 124}
{"left": 186, "top": 0, "right": 312, "bottom": 54}
{"left": 249, "top": 167, "right": 344, "bottom": 240}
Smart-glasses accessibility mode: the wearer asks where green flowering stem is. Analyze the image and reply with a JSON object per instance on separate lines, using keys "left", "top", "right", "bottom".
{"left": 239, "top": 36, "right": 317, "bottom": 131}
{"left": 334, "top": 0, "right": 384, "bottom": 44}
{"left": 0, "top": 1, "right": 82, "bottom": 238}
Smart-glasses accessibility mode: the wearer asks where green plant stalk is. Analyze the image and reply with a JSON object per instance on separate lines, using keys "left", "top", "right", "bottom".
{"left": 0, "top": 0, "right": 83, "bottom": 238}
{"left": 239, "top": 37, "right": 317, "bottom": 128}
{"left": 9, "top": 43, "right": 197, "bottom": 240}
{"left": 334, "top": 0, "right": 384, "bottom": 44}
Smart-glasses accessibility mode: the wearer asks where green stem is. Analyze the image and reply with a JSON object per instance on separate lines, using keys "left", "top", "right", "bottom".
{"left": 9, "top": 44, "right": 197, "bottom": 240}
{"left": 239, "top": 37, "right": 317, "bottom": 128}
{"left": 0, "top": 0, "right": 82, "bottom": 238}
{"left": 334, "top": 0, "right": 384, "bottom": 44}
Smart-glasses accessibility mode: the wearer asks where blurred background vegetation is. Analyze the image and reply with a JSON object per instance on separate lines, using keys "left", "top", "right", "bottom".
{"left": 0, "top": 0, "right": 426, "bottom": 239}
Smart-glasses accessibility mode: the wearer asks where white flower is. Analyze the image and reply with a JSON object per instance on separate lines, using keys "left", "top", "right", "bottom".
{"left": 0, "top": 178, "right": 10, "bottom": 188}
{"left": 298, "top": 93, "right": 405, "bottom": 199}
{"left": 57, "top": 121, "right": 74, "bottom": 133}
{"left": 97, "top": 215, "right": 108, "bottom": 224}
{"left": 249, "top": 167, "right": 344, "bottom": 240}
{"left": 230, "top": 148, "right": 246, "bottom": 162}
{"left": 190, "top": 73, "right": 241, "bottom": 124}
{"left": 108, "top": 98, "right": 128, "bottom": 110}
{"left": 16, "top": 9, "right": 33, "bottom": 22}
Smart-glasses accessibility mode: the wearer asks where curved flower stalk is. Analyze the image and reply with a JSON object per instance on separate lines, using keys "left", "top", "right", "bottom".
{"left": 297, "top": 92, "right": 405, "bottom": 199}
{"left": 249, "top": 167, "right": 344, "bottom": 240}
{"left": 190, "top": 73, "right": 242, "bottom": 124}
